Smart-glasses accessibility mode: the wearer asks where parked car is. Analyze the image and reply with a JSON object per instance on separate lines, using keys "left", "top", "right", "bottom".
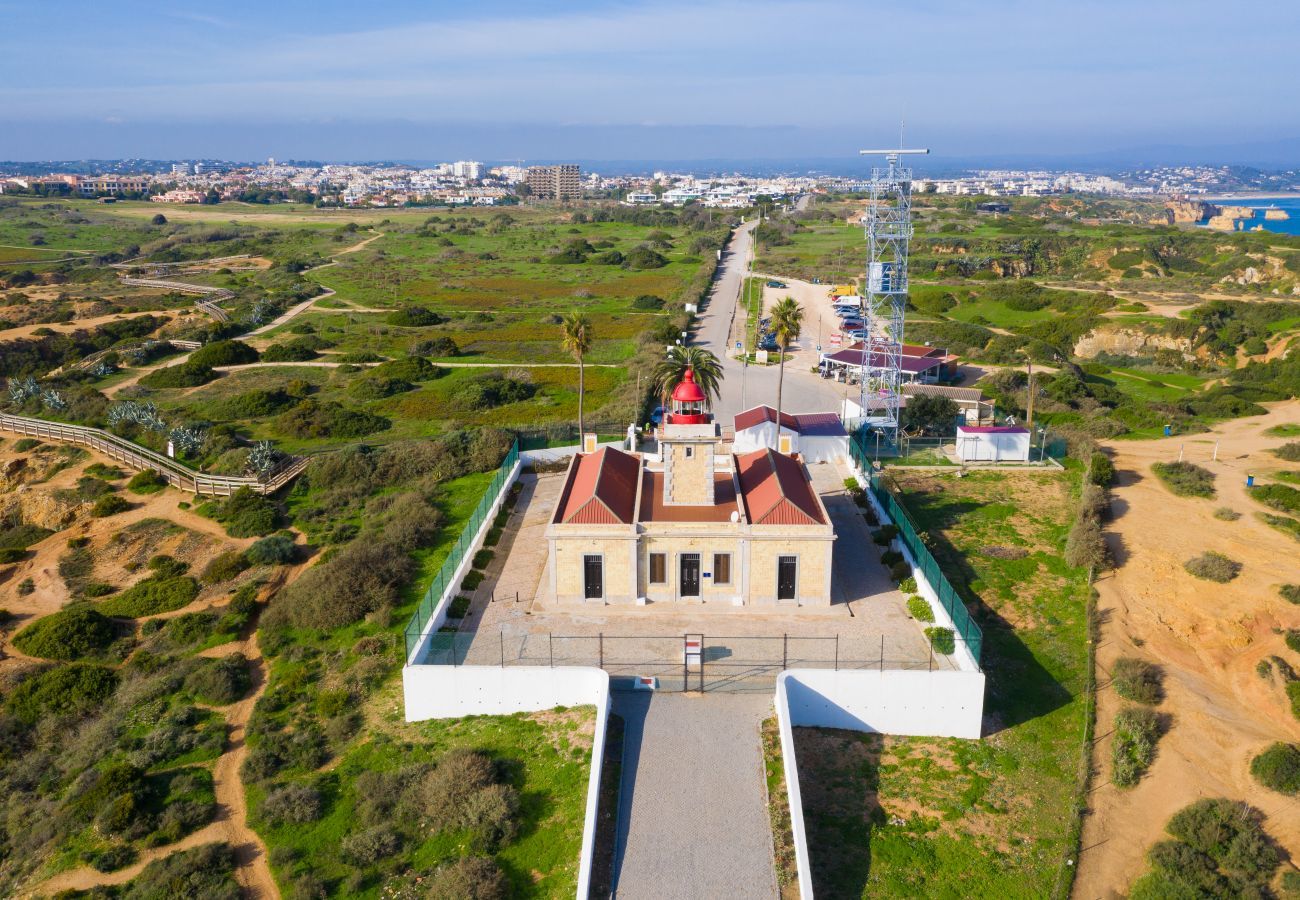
{"left": 835, "top": 307, "right": 859, "bottom": 318}
{"left": 758, "top": 335, "right": 780, "bottom": 352}
{"left": 845, "top": 328, "right": 869, "bottom": 340}
{"left": 840, "top": 317, "right": 865, "bottom": 331}
{"left": 765, "top": 280, "right": 786, "bottom": 288}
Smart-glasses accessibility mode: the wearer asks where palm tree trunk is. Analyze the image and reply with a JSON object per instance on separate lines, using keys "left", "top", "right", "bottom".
{"left": 775, "top": 345, "right": 786, "bottom": 426}
{"left": 577, "top": 357, "right": 585, "bottom": 439}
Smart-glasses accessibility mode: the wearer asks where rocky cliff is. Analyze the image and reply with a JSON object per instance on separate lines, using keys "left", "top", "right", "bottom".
{"left": 1074, "top": 326, "right": 1196, "bottom": 361}
{"left": 1264, "top": 208, "right": 1291, "bottom": 221}
{"left": 0, "top": 485, "right": 89, "bottom": 531}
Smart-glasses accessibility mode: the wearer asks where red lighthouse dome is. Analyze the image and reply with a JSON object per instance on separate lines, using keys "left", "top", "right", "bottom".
{"left": 667, "top": 369, "right": 710, "bottom": 425}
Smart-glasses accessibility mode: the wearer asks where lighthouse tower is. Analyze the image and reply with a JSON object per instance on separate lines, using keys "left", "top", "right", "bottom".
{"left": 660, "top": 369, "right": 720, "bottom": 506}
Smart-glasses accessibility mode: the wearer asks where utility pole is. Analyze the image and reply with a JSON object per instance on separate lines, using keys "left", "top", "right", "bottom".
{"left": 1025, "top": 357, "right": 1035, "bottom": 432}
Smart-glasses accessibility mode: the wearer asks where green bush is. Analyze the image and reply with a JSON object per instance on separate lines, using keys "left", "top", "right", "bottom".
{"left": 185, "top": 653, "right": 251, "bottom": 704}
{"left": 92, "top": 493, "right": 131, "bottom": 517}
{"left": 1253, "top": 483, "right": 1300, "bottom": 515}
{"left": 461, "top": 372, "right": 535, "bottom": 410}
{"left": 0, "top": 522, "right": 54, "bottom": 548}
{"left": 472, "top": 548, "right": 494, "bottom": 570}
{"left": 212, "top": 487, "right": 280, "bottom": 538}
{"left": 247, "top": 534, "right": 296, "bottom": 565}
{"left": 888, "top": 560, "right": 912, "bottom": 583}
{"left": 624, "top": 247, "right": 668, "bottom": 269}
{"left": 1274, "top": 442, "right": 1300, "bottom": 462}
{"left": 188, "top": 339, "right": 259, "bottom": 368}
{"left": 871, "top": 525, "right": 898, "bottom": 546}
{"left": 99, "top": 572, "right": 200, "bottom": 617}
{"left": 421, "top": 749, "right": 520, "bottom": 848}
{"left": 117, "top": 842, "right": 240, "bottom": 900}
{"left": 1183, "top": 550, "right": 1241, "bottom": 583}
{"left": 201, "top": 550, "right": 249, "bottom": 585}
{"left": 1112, "top": 657, "right": 1163, "bottom": 704}
{"left": 385, "top": 306, "right": 446, "bottom": 327}
{"left": 1287, "top": 630, "right": 1300, "bottom": 654}
{"left": 1111, "top": 705, "right": 1161, "bottom": 788}
{"left": 347, "top": 375, "right": 412, "bottom": 400}
{"left": 1213, "top": 506, "right": 1241, "bottom": 521}
{"left": 5, "top": 663, "right": 118, "bottom": 724}
{"left": 261, "top": 340, "right": 318, "bottom": 362}
{"left": 372, "top": 355, "right": 439, "bottom": 382}
{"left": 907, "top": 595, "right": 934, "bottom": 622}
{"left": 276, "top": 399, "right": 389, "bottom": 439}
{"left": 898, "top": 576, "right": 918, "bottom": 594}
{"left": 462, "top": 570, "right": 485, "bottom": 592}
{"left": 13, "top": 605, "right": 116, "bottom": 659}
{"left": 258, "top": 783, "right": 323, "bottom": 825}
{"left": 14, "top": 438, "right": 41, "bottom": 452}
{"left": 631, "top": 294, "right": 665, "bottom": 310}
{"left": 264, "top": 538, "right": 414, "bottom": 631}
{"left": 1089, "top": 451, "right": 1115, "bottom": 487}
{"left": 139, "top": 360, "right": 217, "bottom": 389}
{"left": 1249, "top": 742, "right": 1300, "bottom": 795}
{"left": 880, "top": 549, "right": 902, "bottom": 567}
{"left": 1151, "top": 461, "right": 1216, "bottom": 498}
{"left": 925, "top": 626, "right": 955, "bottom": 655}
{"left": 127, "top": 469, "right": 169, "bottom": 494}
{"left": 1128, "top": 798, "right": 1281, "bottom": 898}
{"left": 0, "top": 547, "right": 26, "bottom": 564}
{"left": 1282, "top": 584, "right": 1300, "bottom": 605}
{"left": 426, "top": 857, "right": 508, "bottom": 900}
{"left": 409, "top": 335, "right": 459, "bottom": 358}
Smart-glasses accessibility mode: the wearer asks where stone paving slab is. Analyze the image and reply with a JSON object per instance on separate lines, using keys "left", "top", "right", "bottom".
{"left": 612, "top": 692, "right": 778, "bottom": 900}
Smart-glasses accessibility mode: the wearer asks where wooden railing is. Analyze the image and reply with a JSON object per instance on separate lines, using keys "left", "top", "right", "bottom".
{"left": 0, "top": 413, "right": 307, "bottom": 497}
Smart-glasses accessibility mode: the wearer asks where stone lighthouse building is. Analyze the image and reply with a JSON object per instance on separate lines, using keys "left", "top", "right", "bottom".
{"left": 545, "top": 370, "right": 835, "bottom": 607}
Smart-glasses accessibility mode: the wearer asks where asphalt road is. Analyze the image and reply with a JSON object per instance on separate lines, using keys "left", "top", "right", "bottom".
{"left": 692, "top": 218, "right": 847, "bottom": 427}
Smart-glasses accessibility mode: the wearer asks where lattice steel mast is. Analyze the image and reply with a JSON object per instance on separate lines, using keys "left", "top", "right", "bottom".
{"left": 858, "top": 146, "right": 928, "bottom": 449}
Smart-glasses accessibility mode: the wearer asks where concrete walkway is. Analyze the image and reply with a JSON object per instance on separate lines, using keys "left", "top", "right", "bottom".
{"left": 612, "top": 692, "right": 778, "bottom": 900}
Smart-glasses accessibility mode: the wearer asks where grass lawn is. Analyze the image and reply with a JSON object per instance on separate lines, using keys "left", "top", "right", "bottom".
{"left": 253, "top": 706, "right": 596, "bottom": 899}
{"left": 756, "top": 222, "right": 863, "bottom": 283}
{"left": 787, "top": 469, "right": 1091, "bottom": 898}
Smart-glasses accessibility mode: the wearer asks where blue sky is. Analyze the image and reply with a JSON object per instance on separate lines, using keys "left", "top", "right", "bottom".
{"left": 2, "top": 0, "right": 1299, "bottom": 164}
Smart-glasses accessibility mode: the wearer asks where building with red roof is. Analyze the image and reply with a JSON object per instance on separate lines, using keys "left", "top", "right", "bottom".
{"left": 731, "top": 405, "right": 848, "bottom": 463}
{"left": 546, "top": 373, "right": 834, "bottom": 607}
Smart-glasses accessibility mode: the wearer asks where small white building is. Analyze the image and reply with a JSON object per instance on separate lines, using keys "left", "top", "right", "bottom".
{"left": 732, "top": 406, "right": 848, "bottom": 465}
{"left": 954, "top": 426, "right": 1030, "bottom": 463}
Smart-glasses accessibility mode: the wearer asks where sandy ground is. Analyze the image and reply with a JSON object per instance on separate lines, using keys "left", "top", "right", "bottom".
{"left": 1074, "top": 400, "right": 1300, "bottom": 899}
{"left": 0, "top": 444, "right": 303, "bottom": 899}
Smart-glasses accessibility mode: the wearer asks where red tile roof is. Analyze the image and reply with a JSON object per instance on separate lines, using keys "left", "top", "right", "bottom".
{"left": 637, "top": 470, "right": 739, "bottom": 523}
{"left": 733, "top": 406, "right": 846, "bottom": 438}
{"left": 736, "top": 449, "right": 825, "bottom": 526}
{"left": 555, "top": 447, "right": 641, "bottom": 525}
{"left": 734, "top": 405, "right": 798, "bottom": 432}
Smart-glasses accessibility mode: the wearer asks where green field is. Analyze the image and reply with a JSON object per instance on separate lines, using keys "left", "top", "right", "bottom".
{"left": 789, "top": 469, "right": 1092, "bottom": 898}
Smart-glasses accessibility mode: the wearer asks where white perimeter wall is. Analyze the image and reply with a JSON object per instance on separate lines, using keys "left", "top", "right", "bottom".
{"left": 520, "top": 437, "right": 626, "bottom": 466}
{"left": 403, "top": 665, "right": 610, "bottom": 899}
{"left": 774, "top": 667, "right": 987, "bottom": 899}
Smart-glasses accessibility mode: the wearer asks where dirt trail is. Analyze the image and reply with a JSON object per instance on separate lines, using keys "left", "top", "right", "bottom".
{"left": 1074, "top": 401, "right": 1300, "bottom": 899}
{"left": 0, "top": 310, "right": 179, "bottom": 342}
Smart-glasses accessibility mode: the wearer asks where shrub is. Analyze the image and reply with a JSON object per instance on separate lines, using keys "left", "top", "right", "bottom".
{"left": 1287, "top": 630, "right": 1300, "bottom": 654}
{"left": 5, "top": 663, "right": 118, "bottom": 723}
{"left": 631, "top": 294, "right": 665, "bottom": 310}
{"left": 1249, "top": 742, "right": 1300, "bottom": 795}
{"left": 88, "top": 844, "right": 139, "bottom": 872}
{"left": 1111, "top": 705, "right": 1161, "bottom": 788}
{"left": 121, "top": 842, "right": 240, "bottom": 900}
{"left": 372, "top": 355, "right": 439, "bottom": 382}
{"left": 1112, "top": 657, "right": 1163, "bottom": 704}
{"left": 13, "top": 438, "right": 41, "bottom": 452}
{"left": 92, "top": 493, "right": 131, "bottom": 517}
{"left": 907, "top": 595, "right": 934, "bottom": 622}
{"left": 262, "top": 340, "right": 320, "bottom": 362}
{"left": 1253, "top": 483, "right": 1300, "bottom": 515}
{"left": 879, "top": 549, "right": 902, "bottom": 567}
{"left": 462, "top": 570, "right": 485, "bottom": 592}
{"left": 461, "top": 372, "right": 535, "bottom": 410}
{"left": 925, "top": 626, "right": 955, "bottom": 655}
{"left": 624, "top": 247, "right": 668, "bottom": 269}
{"left": 1213, "top": 506, "right": 1240, "bottom": 521}
{"left": 1183, "top": 550, "right": 1241, "bottom": 583}
{"left": 341, "top": 826, "right": 401, "bottom": 864}
{"left": 201, "top": 550, "right": 249, "bottom": 584}
{"left": 385, "top": 306, "right": 445, "bottom": 327}
{"left": 1151, "top": 461, "right": 1216, "bottom": 498}
{"left": 267, "top": 539, "right": 414, "bottom": 630}
{"left": 127, "top": 469, "right": 169, "bottom": 494}
{"left": 247, "top": 534, "right": 296, "bottom": 565}
{"left": 1274, "top": 441, "right": 1300, "bottom": 462}
{"left": 426, "top": 857, "right": 508, "bottom": 900}
{"left": 1088, "top": 451, "right": 1115, "bottom": 487}
{"left": 13, "top": 605, "right": 116, "bottom": 659}
{"left": 188, "top": 340, "right": 259, "bottom": 368}
{"left": 898, "top": 576, "right": 917, "bottom": 594}
{"left": 871, "top": 525, "right": 898, "bottom": 546}
{"left": 0, "top": 547, "right": 26, "bottom": 564}
{"left": 276, "top": 399, "right": 389, "bottom": 439}
{"left": 98, "top": 573, "right": 199, "bottom": 616}
{"left": 139, "top": 360, "right": 217, "bottom": 389}
{"left": 472, "top": 548, "right": 494, "bottom": 570}
{"left": 1282, "top": 584, "right": 1300, "bottom": 604}
{"left": 888, "top": 561, "right": 912, "bottom": 583}
{"left": 83, "top": 581, "right": 116, "bottom": 597}
{"left": 185, "top": 653, "right": 251, "bottom": 704}
{"left": 213, "top": 487, "right": 280, "bottom": 537}
{"left": 17, "top": 577, "right": 34, "bottom": 595}
{"left": 259, "top": 783, "right": 323, "bottom": 825}
{"left": 409, "top": 335, "right": 459, "bottom": 358}
{"left": 421, "top": 750, "right": 519, "bottom": 848}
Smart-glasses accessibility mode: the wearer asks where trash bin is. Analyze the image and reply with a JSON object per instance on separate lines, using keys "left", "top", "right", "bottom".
{"left": 1163, "top": 425, "right": 1172, "bottom": 436}
{"left": 1246, "top": 474, "right": 1255, "bottom": 488}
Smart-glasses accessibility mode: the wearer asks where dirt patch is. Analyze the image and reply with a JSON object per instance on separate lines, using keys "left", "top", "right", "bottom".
{"left": 1075, "top": 400, "right": 1300, "bottom": 898}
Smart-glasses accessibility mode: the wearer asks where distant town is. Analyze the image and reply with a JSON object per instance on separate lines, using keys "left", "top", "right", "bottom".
{"left": 2, "top": 158, "right": 1298, "bottom": 208}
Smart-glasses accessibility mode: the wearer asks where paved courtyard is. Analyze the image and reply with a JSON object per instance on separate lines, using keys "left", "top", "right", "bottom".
{"left": 451, "top": 461, "right": 954, "bottom": 675}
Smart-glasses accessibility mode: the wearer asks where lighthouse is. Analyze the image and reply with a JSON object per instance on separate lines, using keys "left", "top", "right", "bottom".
{"left": 660, "top": 369, "right": 720, "bottom": 505}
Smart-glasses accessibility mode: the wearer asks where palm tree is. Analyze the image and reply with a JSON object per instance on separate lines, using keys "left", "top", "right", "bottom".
{"left": 650, "top": 345, "right": 724, "bottom": 411}
{"left": 769, "top": 296, "right": 804, "bottom": 427}
{"left": 560, "top": 312, "right": 592, "bottom": 437}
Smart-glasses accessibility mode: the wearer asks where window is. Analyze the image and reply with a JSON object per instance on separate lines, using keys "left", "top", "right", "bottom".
{"left": 713, "top": 553, "right": 731, "bottom": 585}
{"left": 649, "top": 552, "right": 666, "bottom": 584}
{"left": 684, "top": 446, "right": 694, "bottom": 458}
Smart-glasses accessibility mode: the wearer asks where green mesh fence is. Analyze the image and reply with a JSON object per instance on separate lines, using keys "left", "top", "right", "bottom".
{"left": 403, "top": 440, "right": 520, "bottom": 663}
{"left": 850, "top": 434, "right": 984, "bottom": 665}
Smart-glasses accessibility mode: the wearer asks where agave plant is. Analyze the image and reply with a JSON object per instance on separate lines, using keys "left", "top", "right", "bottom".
{"left": 168, "top": 425, "right": 205, "bottom": 457}
{"left": 107, "top": 400, "right": 167, "bottom": 433}
{"left": 246, "top": 440, "right": 280, "bottom": 476}
{"left": 91, "top": 360, "right": 117, "bottom": 377}
{"left": 7, "top": 376, "right": 40, "bottom": 404}
{"left": 246, "top": 299, "right": 274, "bottom": 326}
{"left": 40, "top": 388, "right": 66, "bottom": 412}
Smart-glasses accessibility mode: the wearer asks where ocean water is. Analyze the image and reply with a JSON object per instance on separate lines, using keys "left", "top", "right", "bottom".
{"left": 1199, "top": 196, "right": 1300, "bottom": 236}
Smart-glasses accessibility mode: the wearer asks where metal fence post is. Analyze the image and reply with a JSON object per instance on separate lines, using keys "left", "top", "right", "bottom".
{"left": 782, "top": 633, "right": 788, "bottom": 670}
{"left": 834, "top": 635, "right": 839, "bottom": 671}
{"left": 879, "top": 635, "right": 884, "bottom": 671}
{"left": 499, "top": 628, "right": 505, "bottom": 668}
{"left": 549, "top": 633, "right": 554, "bottom": 668}
{"left": 599, "top": 633, "right": 604, "bottom": 669}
